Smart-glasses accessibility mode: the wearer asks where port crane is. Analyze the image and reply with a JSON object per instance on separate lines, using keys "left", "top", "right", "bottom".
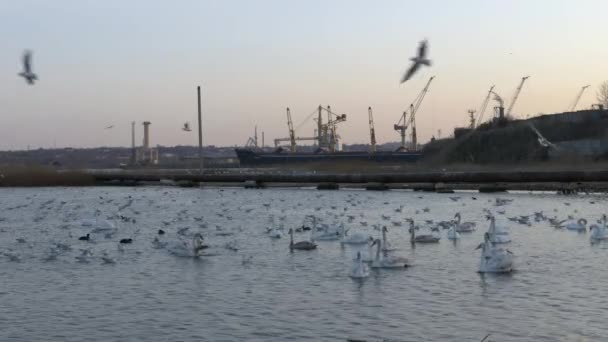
{"left": 393, "top": 111, "right": 408, "bottom": 150}
{"left": 273, "top": 107, "right": 317, "bottom": 150}
{"left": 316, "top": 105, "right": 346, "bottom": 152}
{"left": 506, "top": 76, "right": 530, "bottom": 117}
{"left": 475, "top": 85, "right": 495, "bottom": 128}
{"left": 394, "top": 76, "right": 434, "bottom": 151}
{"left": 569, "top": 85, "right": 590, "bottom": 111}
{"left": 368, "top": 107, "right": 376, "bottom": 152}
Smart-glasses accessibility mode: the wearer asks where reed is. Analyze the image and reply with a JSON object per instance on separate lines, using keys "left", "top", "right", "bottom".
{"left": 0, "top": 165, "right": 95, "bottom": 187}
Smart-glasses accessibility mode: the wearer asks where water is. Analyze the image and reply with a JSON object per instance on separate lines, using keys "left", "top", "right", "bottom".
{"left": 1, "top": 187, "right": 607, "bottom": 341}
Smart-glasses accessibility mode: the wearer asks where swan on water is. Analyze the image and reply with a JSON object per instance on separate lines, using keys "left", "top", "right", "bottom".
{"left": 370, "top": 239, "right": 409, "bottom": 269}
{"left": 289, "top": 228, "right": 317, "bottom": 250}
{"left": 381, "top": 226, "right": 397, "bottom": 251}
{"left": 349, "top": 251, "right": 369, "bottom": 278}
{"left": 340, "top": 229, "right": 372, "bottom": 245}
{"left": 476, "top": 232, "right": 513, "bottom": 273}
{"left": 311, "top": 222, "right": 345, "bottom": 241}
{"left": 590, "top": 215, "right": 608, "bottom": 242}
{"left": 168, "top": 233, "right": 209, "bottom": 257}
{"left": 408, "top": 219, "right": 440, "bottom": 243}
{"left": 486, "top": 215, "right": 511, "bottom": 244}
{"left": 560, "top": 218, "right": 587, "bottom": 232}
{"left": 447, "top": 223, "right": 461, "bottom": 240}
{"left": 453, "top": 213, "right": 476, "bottom": 233}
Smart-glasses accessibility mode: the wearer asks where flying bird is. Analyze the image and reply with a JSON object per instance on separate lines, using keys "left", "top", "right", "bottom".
{"left": 401, "top": 39, "right": 431, "bottom": 83}
{"left": 104, "top": 125, "right": 114, "bottom": 129}
{"left": 182, "top": 122, "right": 192, "bottom": 132}
{"left": 18, "top": 50, "right": 38, "bottom": 85}
{"left": 529, "top": 123, "right": 555, "bottom": 148}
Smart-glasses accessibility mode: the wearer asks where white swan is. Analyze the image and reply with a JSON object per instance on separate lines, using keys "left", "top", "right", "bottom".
{"left": 486, "top": 216, "right": 511, "bottom": 244}
{"left": 447, "top": 224, "right": 461, "bottom": 240}
{"left": 311, "top": 222, "right": 345, "bottom": 241}
{"left": 590, "top": 215, "right": 608, "bottom": 242}
{"left": 168, "top": 233, "right": 208, "bottom": 257}
{"left": 561, "top": 218, "right": 587, "bottom": 232}
{"left": 267, "top": 226, "right": 282, "bottom": 239}
{"left": 454, "top": 213, "right": 476, "bottom": 233}
{"left": 349, "top": 251, "right": 369, "bottom": 278}
{"left": 381, "top": 226, "right": 397, "bottom": 251}
{"left": 289, "top": 228, "right": 317, "bottom": 250}
{"left": 370, "top": 239, "right": 409, "bottom": 269}
{"left": 408, "top": 219, "right": 440, "bottom": 243}
{"left": 340, "top": 230, "right": 371, "bottom": 245}
{"left": 476, "top": 232, "right": 513, "bottom": 273}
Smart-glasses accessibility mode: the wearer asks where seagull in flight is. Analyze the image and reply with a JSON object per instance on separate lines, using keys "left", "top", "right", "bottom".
{"left": 529, "top": 123, "right": 555, "bottom": 148}
{"left": 18, "top": 50, "right": 38, "bottom": 85}
{"left": 182, "top": 122, "right": 192, "bottom": 132}
{"left": 401, "top": 39, "right": 431, "bottom": 83}
{"left": 104, "top": 125, "right": 114, "bottom": 129}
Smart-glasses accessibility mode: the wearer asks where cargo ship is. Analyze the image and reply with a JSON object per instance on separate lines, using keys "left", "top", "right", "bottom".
{"left": 235, "top": 148, "right": 423, "bottom": 167}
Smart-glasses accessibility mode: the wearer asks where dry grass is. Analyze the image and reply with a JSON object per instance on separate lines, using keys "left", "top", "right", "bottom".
{"left": 0, "top": 165, "right": 95, "bottom": 187}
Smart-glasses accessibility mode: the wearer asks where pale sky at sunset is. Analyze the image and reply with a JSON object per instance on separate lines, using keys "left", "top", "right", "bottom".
{"left": 1, "top": 0, "right": 607, "bottom": 150}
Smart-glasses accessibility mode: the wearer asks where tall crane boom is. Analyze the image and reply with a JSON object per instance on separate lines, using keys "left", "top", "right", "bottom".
{"left": 368, "top": 107, "right": 376, "bottom": 153}
{"left": 408, "top": 76, "right": 435, "bottom": 151}
{"left": 570, "top": 85, "right": 590, "bottom": 111}
{"left": 506, "top": 76, "right": 530, "bottom": 117}
{"left": 475, "top": 85, "right": 495, "bottom": 128}
{"left": 393, "top": 111, "right": 407, "bottom": 150}
{"left": 286, "top": 107, "right": 296, "bottom": 152}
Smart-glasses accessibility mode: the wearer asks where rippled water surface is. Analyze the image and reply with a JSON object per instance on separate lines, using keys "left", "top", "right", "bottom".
{"left": 2, "top": 187, "right": 608, "bottom": 341}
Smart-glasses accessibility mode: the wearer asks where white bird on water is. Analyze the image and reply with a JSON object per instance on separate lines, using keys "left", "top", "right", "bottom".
{"left": 560, "top": 218, "right": 587, "bottom": 232}
{"left": 486, "top": 215, "right": 511, "bottom": 244}
{"left": 168, "top": 233, "right": 209, "bottom": 257}
{"left": 476, "top": 232, "right": 514, "bottom": 273}
{"left": 590, "top": 215, "right": 608, "bottom": 242}
{"left": 408, "top": 219, "right": 440, "bottom": 243}
{"left": 18, "top": 50, "right": 38, "bottom": 85}
{"left": 401, "top": 39, "right": 431, "bottom": 83}
{"left": 370, "top": 239, "right": 409, "bottom": 269}
{"left": 349, "top": 251, "right": 369, "bottom": 279}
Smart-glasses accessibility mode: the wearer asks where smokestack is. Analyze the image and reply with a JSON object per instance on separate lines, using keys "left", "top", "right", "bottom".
{"left": 131, "top": 121, "right": 136, "bottom": 163}
{"left": 143, "top": 121, "right": 151, "bottom": 148}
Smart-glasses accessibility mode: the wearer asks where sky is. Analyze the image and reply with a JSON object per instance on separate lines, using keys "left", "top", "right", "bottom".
{"left": 1, "top": 0, "right": 607, "bottom": 150}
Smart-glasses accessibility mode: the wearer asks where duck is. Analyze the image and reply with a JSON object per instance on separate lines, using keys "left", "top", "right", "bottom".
{"left": 453, "top": 213, "right": 476, "bottom": 233}
{"left": 408, "top": 219, "right": 440, "bottom": 243}
{"left": 370, "top": 239, "right": 409, "bottom": 269}
{"left": 590, "top": 215, "right": 608, "bottom": 242}
{"left": 119, "top": 238, "right": 133, "bottom": 244}
{"left": 476, "top": 232, "right": 513, "bottom": 273}
{"left": 349, "top": 251, "right": 369, "bottom": 279}
{"left": 78, "top": 234, "right": 90, "bottom": 241}
{"left": 560, "top": 218, "right": 587, "bottom": 232}
{"left": 289, "top": 228, "right": 317, "bottom": 250}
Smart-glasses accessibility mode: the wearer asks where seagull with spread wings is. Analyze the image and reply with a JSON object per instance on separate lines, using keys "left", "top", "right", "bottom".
{"left": 104, "top": 125, "right": 114, "bottom": 129}
{"left": 401, "top": 39, "right": 432, "bottom": 83}
{"left": 18, "top": 50, "right": 38, "bottom": 85}
{"left": 529, "top": 123, "right": 556, "bottom": 148}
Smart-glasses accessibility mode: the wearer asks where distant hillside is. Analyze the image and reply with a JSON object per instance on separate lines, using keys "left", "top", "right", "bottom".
{"left": 424, "top": 109, "right": 608, "bottom": 164}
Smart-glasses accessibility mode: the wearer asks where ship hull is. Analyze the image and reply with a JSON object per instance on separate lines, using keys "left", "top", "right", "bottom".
{"left": 235, "top": 148, "right": 423, "bottom": 167}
